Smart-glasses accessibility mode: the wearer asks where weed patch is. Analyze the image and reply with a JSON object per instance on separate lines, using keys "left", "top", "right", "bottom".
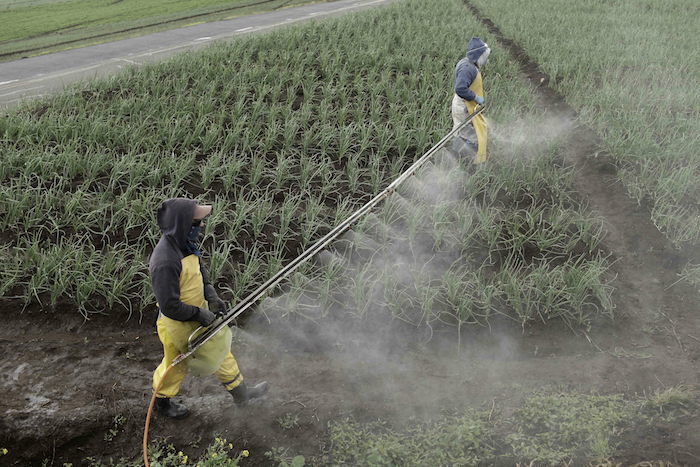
{"left": 326, "top": 411, "right": 495, "bottom": 466}
{"left": 506, "top": 392, "right": 640, "bottom": 465}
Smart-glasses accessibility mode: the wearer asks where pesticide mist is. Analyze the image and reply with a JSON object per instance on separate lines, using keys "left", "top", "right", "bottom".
{"left": 241, "top": 112, "right": 609, "bottom": 368}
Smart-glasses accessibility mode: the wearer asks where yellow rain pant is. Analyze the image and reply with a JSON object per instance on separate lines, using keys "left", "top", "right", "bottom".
{"left": 152, "top": 315, "right": 243, "bottom": 398}
{"left": 451, "top": 69, "right": 488, "bottom": 164}
{"left": 151, "top": 254, "right": 242, "bottom": 398}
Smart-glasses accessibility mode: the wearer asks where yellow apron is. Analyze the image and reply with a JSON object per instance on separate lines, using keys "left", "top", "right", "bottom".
{"left": 462, "top": 70, "right": 488, "bottom": 164}
{"left": 152, "top": 254, "right": 242, "bottom": 398}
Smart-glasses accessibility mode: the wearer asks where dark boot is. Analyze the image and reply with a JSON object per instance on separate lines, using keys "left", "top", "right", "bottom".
{"left": 154, "top": 397, "right": 189, "bottom": 419}
{"left": 229, "top": 381, "right": 270, "bottom": 407}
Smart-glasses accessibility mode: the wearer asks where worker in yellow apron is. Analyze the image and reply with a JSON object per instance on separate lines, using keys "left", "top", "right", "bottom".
{"left": 451, "top": 37, "right": 490, "bottom": 164}
{"left": 149, "top": 198, "right": 269, "bottom": 419}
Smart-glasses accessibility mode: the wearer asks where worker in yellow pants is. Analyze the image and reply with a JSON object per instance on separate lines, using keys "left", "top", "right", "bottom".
{"left": 152, "top": 315, "right": 243, "bottom": 398}
{"left": 451, "top": 37, "right": 490, "bottom": 164}
{"left": 149, "top": 198, "right": 269, "bottom": 419}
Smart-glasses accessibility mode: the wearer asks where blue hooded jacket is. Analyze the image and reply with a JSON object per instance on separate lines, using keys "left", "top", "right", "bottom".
{"left": 454, "top": 37, "right": 489, "bottom": 101}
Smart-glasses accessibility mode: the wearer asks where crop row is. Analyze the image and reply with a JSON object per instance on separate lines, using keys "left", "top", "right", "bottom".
{"left": 1, "top": 0, "right": 612, "bottom": 332}
{"left": 262, "top": 137, "right": 613, "bottom": 335}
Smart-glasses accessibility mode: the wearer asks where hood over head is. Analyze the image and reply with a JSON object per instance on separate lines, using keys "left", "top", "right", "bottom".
{"left": 156, "top": 198, "right": 197, "bottom": 252}
{"left": 467, "top": 37, "right": 491, "bottom": 66}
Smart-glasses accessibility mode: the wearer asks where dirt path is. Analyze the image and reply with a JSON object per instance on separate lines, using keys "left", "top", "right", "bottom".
{"left": 2, "top": 3, "right": 700, "bottom": 465}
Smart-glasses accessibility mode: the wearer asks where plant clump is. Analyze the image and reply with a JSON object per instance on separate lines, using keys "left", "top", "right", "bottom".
{"left": 326, "top": 411, "right": 495, "bottom": 466}
{"left": 506, "top": 392, "right": 639, "bottom": 465}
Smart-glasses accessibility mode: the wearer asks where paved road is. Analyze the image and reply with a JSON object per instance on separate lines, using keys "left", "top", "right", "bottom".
{"left": 0, "top": 0, "right": 392, "bottom": 109}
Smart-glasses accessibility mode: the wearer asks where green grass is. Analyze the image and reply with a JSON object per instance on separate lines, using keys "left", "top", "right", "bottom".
{"left": 50, "top": 387, "right": 696, "bottom": 465}
{"left": 506, "top": 392, "right": 639, "bottom": 464}
{"left": 325, "top": 412, "right": 495, "bottom": 466}
{"left": 643, "top": 385, "right": 698, "bottom": 419}
{"left": 0, "top": 0, "right": 322, "bottom": 60}
{"left": 470, "top": 0, "right": 700, "bottom": 248}
{"left": 506, "top": 387, "right": 698, "bottom": 465}
{"left": 274, "top": 388, "right": 696, "bottom": 466}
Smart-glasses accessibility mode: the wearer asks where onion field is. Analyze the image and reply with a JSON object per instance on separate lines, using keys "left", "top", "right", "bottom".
{"left": 1, "top": 0, "right": 698, "bottom": 465}
{"left": 0, "top": 0, "right": 612, "bottom": 330}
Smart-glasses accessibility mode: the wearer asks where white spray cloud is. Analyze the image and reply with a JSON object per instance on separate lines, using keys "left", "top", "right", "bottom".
{"left": 489, "top": 114, "right": 574, "bottom": 160}
{"left": 239, "top": 113, "right": 575, "bottom": 412}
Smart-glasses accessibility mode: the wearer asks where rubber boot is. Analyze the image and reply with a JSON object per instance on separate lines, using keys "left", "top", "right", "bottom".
{"left": 154, "top": 397, "right": 189, "bottom": 419}
{"left": 229, "top": 381, "right": 270, "bottom": 407}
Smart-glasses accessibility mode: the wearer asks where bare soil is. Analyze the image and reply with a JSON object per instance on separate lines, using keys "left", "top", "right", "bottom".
{"left": 2, "top": 4, "right": 700, "bottom": 465}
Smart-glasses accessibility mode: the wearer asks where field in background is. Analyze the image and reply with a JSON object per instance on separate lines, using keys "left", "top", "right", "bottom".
{"left": 0, "top": 0, "right": 321, "bottom": 60}
{"left": 470, "top": 0, "right": 700, "bottom": 249}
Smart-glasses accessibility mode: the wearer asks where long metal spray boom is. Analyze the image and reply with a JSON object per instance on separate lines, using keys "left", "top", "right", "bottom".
{"left": 175, "top": 105, "right": 485, "bottom": 365}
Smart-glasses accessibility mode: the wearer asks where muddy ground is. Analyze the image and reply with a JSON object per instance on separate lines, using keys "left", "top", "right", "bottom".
{"left": 2, "top": 4, "right": 700, "bottom": 466}
{"left": 2, "top": 267, "right": 700, "bottom": 466}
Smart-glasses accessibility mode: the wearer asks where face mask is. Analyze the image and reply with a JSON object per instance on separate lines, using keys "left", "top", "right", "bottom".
{"left": 476, "top": 47, "right": 491, "bottom": 68}
{"left": 188, "top": 224, "right": 201, "bottom": 243}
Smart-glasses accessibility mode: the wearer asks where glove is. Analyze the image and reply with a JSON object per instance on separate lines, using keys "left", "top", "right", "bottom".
{"left": 474, "top": 95, "right": 485, "bottom": 105}
{"left": 204, "top": 284, "right": 227, "bottom": 316}
{"left": 195, "top": 307, "right": 216, "bottom": 327}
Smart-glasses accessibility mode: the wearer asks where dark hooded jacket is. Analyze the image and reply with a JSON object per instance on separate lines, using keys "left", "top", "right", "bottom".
{"left": 149, "top": 198, "right": 212, "bottom": 321}
{"left": 454, "top": 37, "right": 489, "bottom": 101}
